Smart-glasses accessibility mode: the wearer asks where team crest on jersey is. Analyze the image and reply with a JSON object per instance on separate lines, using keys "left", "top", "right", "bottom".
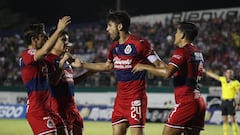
{"left": 47, "top": 118, "right": 55, "bottom": 128}
{"left": 124, "top": 45, "right": 132, "bottom": 54}
{"left": 43, "top": 116, "right": 55, "bottom": 128}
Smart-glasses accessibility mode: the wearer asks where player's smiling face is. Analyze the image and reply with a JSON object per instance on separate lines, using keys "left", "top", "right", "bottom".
{"left": 106, "top": 21, "right": 120, "bottom": 41}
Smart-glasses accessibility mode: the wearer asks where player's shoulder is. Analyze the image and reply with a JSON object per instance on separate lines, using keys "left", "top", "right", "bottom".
{"left": 219, "top": 76, "right": 226, "bottom": 82}
{"left": 173, "top": 47, "right": 185, "bottom": 55}
{"left": 233, "top": 79, "right": 240, "bottom": 84}
{"left": 128, "top": 34, "right": 150, "bottom": 45}
{"left": 21, "top": 48, "right": 35, "bottom": 57}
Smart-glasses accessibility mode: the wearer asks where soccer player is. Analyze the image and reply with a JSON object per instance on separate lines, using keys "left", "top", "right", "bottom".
{"left": 45, "top": 29, "right": 95, "bottom": 135}
{"left": 19, "top": 16, "right": 71, "bottom": 135}
{"left": 71, "top": 10, "right": 162, "bottom": 135}
{"left": 132, "top": 22, "right": 206, "bottom": 135}
{"left": 204, "top": 69, "right": 240, "bottom": 135}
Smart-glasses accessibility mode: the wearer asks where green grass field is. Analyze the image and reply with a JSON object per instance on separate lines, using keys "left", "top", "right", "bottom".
{"left": 0, "top": 119, "right": 223, "bottom": 135}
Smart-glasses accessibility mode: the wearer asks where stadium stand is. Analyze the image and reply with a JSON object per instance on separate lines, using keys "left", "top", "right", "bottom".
{"left": 0, "top": 9, "right": 239, "bottom": 87}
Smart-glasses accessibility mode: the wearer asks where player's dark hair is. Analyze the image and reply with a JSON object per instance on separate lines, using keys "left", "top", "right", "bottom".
{"left": 23, "top": 23, "right": 46, "bottom": 45}
{"left": 106, "top": 10, "right": 130, "bottom": 32}
{"left": 49, "top": 27, "right": 68, "bottom": 38}
{"left": 177, "top": 22, "right": 198, "bottom": 42}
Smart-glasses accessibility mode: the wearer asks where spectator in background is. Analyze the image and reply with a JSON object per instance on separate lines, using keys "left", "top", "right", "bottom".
{"left": 19, "top": 16, "right": 71, "bottom": 135}
{"left": 1, "top": 16, "right": 240, "bottom": 87}
{"left": 71, "top": 10, "right": 162, "bottom": 135}
{"left": 132, "top": 22, "right": 206, "bottom": 135}
{"left": 204, "top": 69, "right": 240, "bottom": 135}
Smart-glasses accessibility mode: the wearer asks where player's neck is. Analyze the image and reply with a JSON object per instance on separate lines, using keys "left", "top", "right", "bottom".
{"left": 119, "top": 32, "right": 130, "bottom": 44}
{"left": 178, "top": 40, "right": 191, "bottom": 48}
{"left": 226, "top": 77, "right": 232, "bottom": 82}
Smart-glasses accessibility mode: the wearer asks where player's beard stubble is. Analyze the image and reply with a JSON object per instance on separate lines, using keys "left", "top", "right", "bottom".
{"left": 112, "top": 31, "right": 120, "bottom": 41}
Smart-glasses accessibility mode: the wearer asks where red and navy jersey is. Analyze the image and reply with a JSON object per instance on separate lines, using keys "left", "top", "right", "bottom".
{"left": 108, "top": 34, "right": 155, "bottom": 99}
{"left": 45, "top": 53, "right": 75, "bottom": 97}
{"left": 45, "top": 53, "right": 76, "bottom": 114}
{"left": 19, "top": 48, "right": 51, "bottom": 113}
{"left": 169, "top": 43, "right": 204, "bottom": 98}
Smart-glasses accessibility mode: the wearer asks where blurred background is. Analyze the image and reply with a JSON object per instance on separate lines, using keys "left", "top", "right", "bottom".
{"left": 0, "top": 0, "right": 240, "bottom": 125}
{"left": 0, "top": 0, "right": 239, "bottom": 87}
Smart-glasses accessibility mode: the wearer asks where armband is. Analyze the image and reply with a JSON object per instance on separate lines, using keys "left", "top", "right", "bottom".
{"left": 147, "top": 54, "right": 162, "bottom": 63}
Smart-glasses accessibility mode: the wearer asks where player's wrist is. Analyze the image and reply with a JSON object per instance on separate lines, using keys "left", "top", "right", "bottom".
{"left": 59, "top": 59, "right": 65, "bottom": 68}
{"left": 80, "top": 62, "right": 84, "bottom": 68}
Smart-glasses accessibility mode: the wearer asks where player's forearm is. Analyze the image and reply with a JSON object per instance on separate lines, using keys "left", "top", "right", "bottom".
{"left": 205, "top": 71, "right": 220, "bottom": 81}
{"left": 153, "top": 59, "right": 168, "bottom": 69}
{"left": 35, "top": 30, "right": 64, "bottom": 60}
{"left": 148, "top": 67, "right": 170, "bottom": 78}
{"left": 82, "top": 63, "right": 112, "bottom": 72}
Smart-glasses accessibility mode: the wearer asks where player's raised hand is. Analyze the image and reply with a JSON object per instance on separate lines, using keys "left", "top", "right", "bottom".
{"left": 56, "top": 16, "right": 71, "bottom": 32}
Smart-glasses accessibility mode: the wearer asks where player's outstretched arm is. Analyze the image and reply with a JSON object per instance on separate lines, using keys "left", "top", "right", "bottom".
{"left": 71, "top": 57, "right": 113, "bottom": 72}
{"left": 203, "top": 69, "right": 220, "bottom": 81}
{"left": 132, "top": 63, "right": 177, "bottom": 79}
{"left": 35, "top": 16, "right": 71, "bottom": 60}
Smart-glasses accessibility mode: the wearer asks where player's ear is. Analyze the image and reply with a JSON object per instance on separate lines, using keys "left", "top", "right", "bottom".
{"left": 117, "top": 24, "right": 123, "bottom": 31}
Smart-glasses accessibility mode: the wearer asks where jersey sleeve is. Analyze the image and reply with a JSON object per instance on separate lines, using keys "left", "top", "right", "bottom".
{"left": 142, "top": 40, "right": 155, "bottom": 57}
{"left": 137, "top": 39, "right": 158, "bottom": 64}
{"left": 234, "top": 80, "right": 240, "bottom": 91}
{"left": 169, "top": 49, "right": 185, "bottom": 69}
{"left": 107, "top": 43, "right": 116, "bottom": 63}
{"left": 21, "top": 49, "right": 36, "bottom": 65}
{"left": 219, "top": 76, "right": 225, "bottom": 82}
